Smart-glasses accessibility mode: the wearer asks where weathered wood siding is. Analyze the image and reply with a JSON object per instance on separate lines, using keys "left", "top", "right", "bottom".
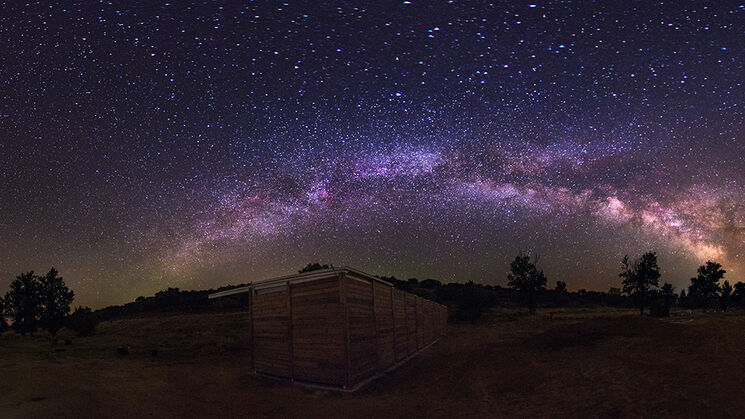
{"left": 373, "top": 281, "right": 395, "bottom": 371}
{"left": 252, "top": 288, "right": 291, "bottom": 378}
{"left": 420, "top": 299, "right": 429, "bottom": 346}
{"left": 393, "top": 289, "right": 408, "bottom": 361}
{"left": 405, "top": 293, "right": 417, "bottom": 355}
{"left": 416, "top": 298, "right": 426, "bottom": 349}
{"left": 345, "top": 277, "right": 377, "bottom": 385}
{"left": 427, "top": 301, "right": 435, "bottom": 344}
{"left": 291, "top": 277, "right": 346, "bottom": 386}
{"left": 250, "top": 271, "right": 448, "bottom": 389}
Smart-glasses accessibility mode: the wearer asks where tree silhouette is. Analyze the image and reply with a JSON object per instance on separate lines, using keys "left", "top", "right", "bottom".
{"left": 4, "top": 271, "right": 42, "bottom": 335}
{"left": 732, "top": 282, "right": 745, "bottom": 307}
{"left": 38, "top": 268, "right": 75, "bottom": 335}
{"left": 655, "top": 282, "right": 676, "bottom": 317}
{"left": 720, "top": 280, "right": 732, "bottom": 311}
{"left": 507, "top": 253, "right": 547, "bottom": 314}
{"left": 688, "top": 261, "right": 725, "bottom": 309}
{"left": 555, "top": 281, "right": 567, "bottom": 293}
{"left": 660, "top": 282, "right": 675, "bottom": 301}
{"left": 619, "top": 252, "right": 661, "bottom": 315}
{"left": 678, "top": 288, "right": 689, "bottom": 308}
{"left": 554, "top": 281, "right": 569, "bottom": 305}
{"left": 66, "top": 306, "right": 98, "bottom": 337}
{"left": 298, "top": 262, "right": 330, "bottom": 273}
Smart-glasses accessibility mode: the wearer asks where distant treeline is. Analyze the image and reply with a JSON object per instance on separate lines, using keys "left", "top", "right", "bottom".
{"left": 379, "top": 276, "right": 628, "bottom": 322}
{"left": 89, "top": 275, "right": 628, "bottom": 323}
{"left": 7, "top": 257, "right": 741, "bottom": 329}
{"left": 93, "top": 285, "right": 251, "bottom": 322}
{"left": 87, "top": 263, "right": 745, "bottom": 323}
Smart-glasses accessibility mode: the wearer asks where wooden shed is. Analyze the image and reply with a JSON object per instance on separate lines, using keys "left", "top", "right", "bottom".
{"left": 209, "top": 267, "right": 447, "bottom": 390}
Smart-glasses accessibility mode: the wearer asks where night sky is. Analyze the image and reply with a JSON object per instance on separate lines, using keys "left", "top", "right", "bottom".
{"left": 1, "top": 2, "right": 744, "bottom": 308}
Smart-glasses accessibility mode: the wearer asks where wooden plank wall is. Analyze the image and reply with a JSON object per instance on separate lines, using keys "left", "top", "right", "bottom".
{"left": 443, "top": 303, "right": 448, "bottom": 333}
{"left": 252, "top": 288, "right": 291, "bottom": 378}
{"left": 428, "top": 301, "right": 436, "bottom": 343}
{"left": 416, "top": 298, "right": 425, "bottom": 349}
{"left": 431, "top": 301, "right": 436, "bottom": 339}
{"left": 252, "top": 273, "right": 449, "bottom": 389}
{"left": 426, "top": 301, "right": 434, "bottom": 344}
{"left": 373, "top": 282, "right": 395, "bottom": 371}
{"left": 345, "top": 277, "right": 377, "bottom": 385}
{"left": 393, "top": 289, "right": 408, "bottom": 362}
{"left": 421, "top": 300, "right": 430, "bottom": 345}
{"left": 291, "top": 277, "right": 346, "bottom": 386}
{"left": 404, "top": 293, "right": 417, "bottom": 355}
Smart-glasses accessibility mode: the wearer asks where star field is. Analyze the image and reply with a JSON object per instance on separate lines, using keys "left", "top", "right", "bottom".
{"left": 1, "top": 1, "right": 744, "bottom": 307}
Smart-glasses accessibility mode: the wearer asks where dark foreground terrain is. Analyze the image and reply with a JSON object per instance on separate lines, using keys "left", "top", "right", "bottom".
{"left": 2, "top": 308, "right": 745, "bottom": 418}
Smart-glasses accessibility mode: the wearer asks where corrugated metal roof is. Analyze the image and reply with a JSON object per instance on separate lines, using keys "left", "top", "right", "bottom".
{"left": 207, "top": 266, "right": 392, "bottom": 299}
{"left": 207, "top": 285, "right": 252, "bottom": 299}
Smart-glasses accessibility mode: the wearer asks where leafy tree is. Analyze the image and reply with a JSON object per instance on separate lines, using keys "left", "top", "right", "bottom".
{"left": 688, "top": 261, "right": 725, "bottom": 309}
{"left": 554, "top": 281, "right": 569, "bottom": 306}
{"left": 4, "top": 271, "right": 42, "bottom": 335}
{"left": 38, "top": 268, "right": 75, "bottom": 335}
{"left": 298, "top": 262, "right": 330, "bottom": 273}
{"left": 678, "top": 289, "right": 688, "bottom": 308}
{"left": 66, "top": 306, "right": 98, "bottom": 336}
{"left": 620, "top": 252, "right": 661, "bottom": 315}
{"left": 555, "top": 281, "right": 567, "bottom": 294}
{"left": 661, "top": 283, "right": 675, "bottom": 306}
{"left": 650, "top": 282, "right": 676, "bottom": 317}
{"left": 507, "top": 253, "right": 547, "bottom": 314}
{"left": 732, "top": 282, "right": 745, "bottom": 307}
{"left": 720, "top": 280, "right": 733, "bottom": 311}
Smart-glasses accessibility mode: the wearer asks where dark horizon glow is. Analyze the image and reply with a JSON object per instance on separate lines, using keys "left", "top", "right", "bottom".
{"left": 1, "top": 2, "right": 744, "bottom": 308}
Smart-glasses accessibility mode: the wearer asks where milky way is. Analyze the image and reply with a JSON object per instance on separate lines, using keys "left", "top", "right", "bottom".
{"left": 1, "top": 2, "right": 744, "bottom": 307}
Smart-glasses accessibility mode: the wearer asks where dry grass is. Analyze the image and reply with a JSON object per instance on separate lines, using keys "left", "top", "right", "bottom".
{"left": 2, "top": 308, "right": 745, "bottom": 418}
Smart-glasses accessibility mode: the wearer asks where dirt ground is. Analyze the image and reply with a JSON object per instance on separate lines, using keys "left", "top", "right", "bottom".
{"left": 3, "top": 308, "right": 745, "bottom": 418}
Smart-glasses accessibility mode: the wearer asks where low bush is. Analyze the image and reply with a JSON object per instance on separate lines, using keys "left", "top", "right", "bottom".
{"left": 66, "top": 306, "right": 99, "bottom": 336}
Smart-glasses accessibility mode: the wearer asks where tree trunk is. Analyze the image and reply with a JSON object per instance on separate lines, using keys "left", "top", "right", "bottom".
{"left": 639, "top": 306, "right": 644, "bottom": 316}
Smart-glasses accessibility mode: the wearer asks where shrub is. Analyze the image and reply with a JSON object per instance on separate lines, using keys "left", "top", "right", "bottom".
{"left": 451, "top": 282, "right": 496, "bottom": 323}
{"left": 66, "top": 306, "right": 98, "bottom": 337}
{"left": 649, "top": 302, "right": 670, "bottom": 318}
